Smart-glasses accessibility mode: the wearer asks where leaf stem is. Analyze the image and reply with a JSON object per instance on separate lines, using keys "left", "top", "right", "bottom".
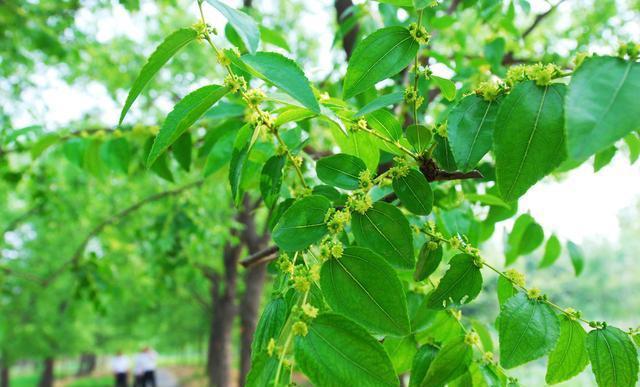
{"left": 421, "top": 228, "right": 592, "bottom": 326}
{"left": 413, "top": 10, "right": 424, "bottom": 125}
{"left": 357, "top": 124, "right": 418, "bottom": 159}
{"left": 197, "top": 1, "right": 308, "bottom": 188}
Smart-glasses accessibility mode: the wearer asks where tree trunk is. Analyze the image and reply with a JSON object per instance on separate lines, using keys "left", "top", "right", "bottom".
{"left": 0, "top": 363, "right": 9, "bottom": 387}
{"left": 75, "top": 353, "right": 96, "bottom": 376}
{"left": 238, "top": 197, "right": 270, "bottom": 385}
{"left": 38, "top": 358, "right": 54, "bottom": 387}
{"left": 334, "top": 0, "right": 360, "bottom": 59}
{"left": 207, "top": 209, "right": 243, "bottom": 387}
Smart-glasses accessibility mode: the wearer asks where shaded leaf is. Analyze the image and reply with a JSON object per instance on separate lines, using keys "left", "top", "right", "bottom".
{"left": 565, "top": 56, "right": 640, "bottom": 161}
{"left": 119, "top": 28, "right": 199, "bottom": 125}
{"left": 494, "top": 81, "right": 567, "bottom": 201}
{"left": 545, "top": 317, "right": 589, "bottom": 384}
{"left": 241, "top": 52, "right": 319, "bottom": 113}
{"left": 205, "top": 0, "right": 260, "bottom": 54}
{"left": 447, "top": 94, "right": 499, "bottom": 172}
{"left": 321, "top": 246, "right": 411, "bottom": 336}
{"left": 316, "top": 153, "right": 367, "bottom": 190}
{"left": 498, "top": 293, "right": 560, "bottom": 369}
{"left": 586, "top": 326, "right": 639, "bottom": 387}
{"left": 294, "top": 313, "right": 398, "bottom": 387}
{"left": 343, "top": 26, "right": 418, "bottom": 98}
{"left": 427, "top": 254, "right": 483, "bottom": 309}
{"left": 392, "top": 169, "right": 433, "bottom": 215}
{"left": 273, "top": 195, "right": 331, "bottom": 251}
{"left": 148, "top": 84, "right": 228, "bottom": 166}
{"left": 351, "top": 201, "right": 414, "bottom": 269}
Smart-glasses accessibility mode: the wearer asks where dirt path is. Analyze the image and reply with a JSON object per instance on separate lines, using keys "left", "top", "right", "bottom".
{"left": 156, "top": 368, "right": 179, "bottom": 387}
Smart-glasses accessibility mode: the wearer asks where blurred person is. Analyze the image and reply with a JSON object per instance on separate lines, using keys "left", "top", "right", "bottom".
{"left": 134, "top": 346, "right": 158, "bottom": 387}
{"left": 133, "top": 349, "right": 146, "bottom": 387}
{"left": 111, "top": 351, "right": 129, "bottom": 387}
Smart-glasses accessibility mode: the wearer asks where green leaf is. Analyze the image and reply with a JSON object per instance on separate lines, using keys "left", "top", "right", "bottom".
{"left": 413, "top": 0, "right": 431, "bottom": 9}
{"left": 498, "top": 293, "right": 560, "bottom": 369}
{"left": 406, "top": 124, "right": 433, "bottom": 152}
{"left": 545, "top": 317, "right": 589, "bottom": 384}
{"left": 229, "top": 124, "right": 254, "bottom": 206}
{"left": 274, "top": 106, "right": 316, "bottom": 127}
{"left": 343, "top": 26, "right": 419, "bottom": 99}
{"left": 422, "top": 336, "right": 473, "bottom": 387}
{"left": 337, "top": 129, "right": 380, "bottom": 171}
{"left": 173, "top": 132, "right": 192, "bottom": 171}
{"left": 205, "top": 0, "right": 260, "bottom": 54}
{"left": 144, "top": 138, "right": 174, "bottom": 182}
{"left": 241, "top": 52, "right": 320, "bottom": 113}
{"left": 252, "top": 297, "right": 288, "bottom": 357}
{"left": 392, "top": 169, "right": 433, "bottom": 215}
{"left": 594, "top": 145, "right": 616, "bottom": 172}
{"left": 505, "top": 214, "right": 543, "bottom": 265}
{"left": 203, "top": 129, "right": 237, "bottom": 176}
{"left": 260, "top": 155, "right": 285, "bottom": 209}
{"left": 426, "top": 254, "right": 483, "bottom": 309}
{"left": 447, "top": 94, "right": 499, "bottom": 171}
{"left": 494, "top": 81, "right": 567, "bottom": 201}
{"left": 294, "top": 313, "right": 398, "bottom": 387}
{"left": 518, "top": 221, "right": 544, "bottom": 255}
{"left": 431, "top": 76, "right": 456, "bottom": 101}
{"left": 316, "top": 153, "right": 367, "bottom": 190}
{"left": 433, "top": 133, "right": 457, "bottom": 171}
{"left": 376, "top": 0, "right": 413, "bottom": 6}
{"left": 100, "top": 138, "right": 130, "bottom": 174}
{"left": 414, "top": 243, "right": 442, "bottom": 282}
{"left": 259, "top": 26, "right": 290, "bottom": 52}
{"left": 354, "top": 92, "right": 404, "bottom": 117}
{"left": 565, "top": 56, "right": 640, "bottom": 161}
{"left": 384, "top": 335, "right": 417, "bottom": 373}
{"left": 320, "top": 246, "right": 411, "bottom": 336}
{"left": 119, "top": 28, "right": 199, "bottom": 125}
{"left": 351, "top": 201, "right": 414, "bottom": 269}
{"left": 497, "top": 276, "right": 517, "bottom": 305}
{"left": 409, "top": 344, "right": 439, "bottom": 387}
{"left": 566, "top": 241, "right": 585, "bottom": 276}
{"left": 272, "top": 195, "right": 330, "bottom": 251}
{"left": 539, "top": 235, "right": 562, "bottom": 269}
{"left": 246, "top": 353, "right": 290, "bottom": 387}
{"left": 587, "top": 326, "right": 639, "bottom": 387}
{"left": 30, "top": 133, "right": 60, "bottom": 160}
{"left": 366, "top": 109, "right": 403, "bottom": 154}
{"left": 464, "top": 193, "right": 509, "bottom": 208}
{"left": 623, "top": 133, "right": 640, "bottom": 164}
{"left": 147, "top": 85, "right": 229, "bottom": 166}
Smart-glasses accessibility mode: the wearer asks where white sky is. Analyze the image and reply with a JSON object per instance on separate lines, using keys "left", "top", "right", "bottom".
{"left": 10, "top": 0, "right": 640, "bottom": 245}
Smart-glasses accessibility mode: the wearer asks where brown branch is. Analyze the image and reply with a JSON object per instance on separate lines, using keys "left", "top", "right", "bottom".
{"left": 239, "top": 245, "right": 279, "bottom": 268}
{"left": 43, "top": 179, "right": 204, "bottom": 286}
{"left": 446, "top": 0, "right": 462, "bottom": 15}
{"left": 522, "top": 0, "right": 567, "bottom": 39}
{"left": 334, "top": 0, "right": 360, "bottom": 59}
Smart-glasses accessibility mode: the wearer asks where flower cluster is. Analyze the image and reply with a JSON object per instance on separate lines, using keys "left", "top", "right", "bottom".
{"left": 505, "top": 268, "right": 526, "bottom": 288}
{"left": 408, "top": 23, "right": 431, "bottom": 45}
{"left": 244, "top": 88, "right": 266, "bottom": 107}
{"left": 475, "top": 80, "right": 504, "bottom": 101}
{"left": 404, "top": 86, "right": 424, "bottom": 108}
{"left": 505, "top": 63, "right": 562, "bottom": 87}
{"left": 346, "top": 192, "right": 372, "bottom": 214}
{"left": 223, "top": 73, "right": 247, "bottom": 93}
{"left": 325, "top": 208, "right": 351, "bottom": 235}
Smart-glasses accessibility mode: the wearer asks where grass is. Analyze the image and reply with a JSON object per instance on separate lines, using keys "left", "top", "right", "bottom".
{"left": 10, "top": 374, "right": 40, "bottom": 387}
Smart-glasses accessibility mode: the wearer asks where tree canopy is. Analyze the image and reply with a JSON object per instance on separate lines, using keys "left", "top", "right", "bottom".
{"left": 1, "top": 0, "right": 639, "bottom": 386}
